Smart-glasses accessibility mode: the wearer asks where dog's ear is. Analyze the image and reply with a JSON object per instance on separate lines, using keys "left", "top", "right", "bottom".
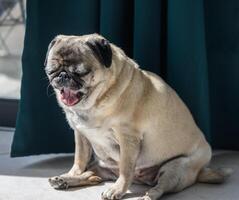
{"left": 44, "top": 37, "right": 57, "bottom": 66}
{"left": 86, "top": 38, "right": 112, "bottom": 68}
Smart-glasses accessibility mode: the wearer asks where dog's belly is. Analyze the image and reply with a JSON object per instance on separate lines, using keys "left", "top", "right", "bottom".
{"left": 80, "top": 128, "right": 161, "bottom": 185}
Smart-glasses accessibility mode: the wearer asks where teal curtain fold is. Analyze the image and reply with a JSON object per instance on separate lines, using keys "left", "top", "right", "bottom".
{"left": 100, "top": 0, "right": 134, "bottom": 56}
{"left": 133, "top": 0, "right": 163, "bottom": 75}
{"left": 205, "top": 0, "right": 239, "bottom": 149}
{"left": 167, "top": 0, "right": 211, "bottom": 141}
{"left": 11, "top": 0, "right": 239, "bottom": 157}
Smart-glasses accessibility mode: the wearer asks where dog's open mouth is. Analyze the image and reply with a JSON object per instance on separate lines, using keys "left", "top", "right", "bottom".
{"left": 60, "top": 88, "right": 84, "bottom": 106}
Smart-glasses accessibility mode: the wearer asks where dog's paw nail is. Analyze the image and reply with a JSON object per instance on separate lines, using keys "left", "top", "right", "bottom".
{"left": 59, "top": 178, "right": 64, "bottom": 183}
{"left": 138, "top": 196, "right": 151, "bottom": 200}
{"left": 101, "top": 192, "right": 106, "bottom": 199}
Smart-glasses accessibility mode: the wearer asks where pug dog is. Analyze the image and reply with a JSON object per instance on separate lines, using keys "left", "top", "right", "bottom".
{"left": 45, "top": 34, "right": 231, "bottom": 200}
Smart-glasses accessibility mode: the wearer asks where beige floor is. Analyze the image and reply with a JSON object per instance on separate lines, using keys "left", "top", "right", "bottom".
{"left": 0, "top": 129, "right": 238, "bottom": 200}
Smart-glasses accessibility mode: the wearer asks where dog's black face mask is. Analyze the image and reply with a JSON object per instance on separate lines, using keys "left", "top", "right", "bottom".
{"left": 44, "top": 34, "right": 112, "bottom": 106}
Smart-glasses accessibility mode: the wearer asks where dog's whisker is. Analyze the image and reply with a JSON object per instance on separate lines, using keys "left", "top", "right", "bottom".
{"left": 46, "top": 84, "right": 55, "bottom": 97}
{"left": 48, "top": 92, "right": 56, "bottom": 97}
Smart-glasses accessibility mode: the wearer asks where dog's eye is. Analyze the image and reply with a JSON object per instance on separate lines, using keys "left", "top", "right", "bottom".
{"left": 46, "top": 68, "right": 58, "bottom": 75}
{"left": 81, "top": 69, "right": 91, "bottom": 76}
{"left": 73, "top": 72, "right": 81, "bottom": 78}
{"left": 74, "top": 69, "right": 91, "bottom": 77}
{"left": 47, "top": 69, "right": 58, "bottom": 75}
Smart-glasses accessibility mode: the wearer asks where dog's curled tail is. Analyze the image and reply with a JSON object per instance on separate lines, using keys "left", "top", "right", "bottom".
{"left": 197, "top": 167, "right": 233, "bottom": 184}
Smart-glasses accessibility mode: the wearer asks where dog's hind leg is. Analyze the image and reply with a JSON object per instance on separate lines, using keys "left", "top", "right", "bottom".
{"left": 138, "top": 146, "right": 211, "bottom": 200}
{"left": 49, "top": 163, "right": 117, "bottom": 190}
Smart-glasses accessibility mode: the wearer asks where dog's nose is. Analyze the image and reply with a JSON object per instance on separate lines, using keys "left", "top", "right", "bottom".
{"left": 59, "top": 71, "right": 69, "bottom": 82}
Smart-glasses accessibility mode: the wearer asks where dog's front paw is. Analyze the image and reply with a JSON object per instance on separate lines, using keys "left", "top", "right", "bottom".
{"left": 101, "top": 183, "right": 126, "bottom": 200}
{"left": 48, "top": 176, "right": 69, "bottom": 190}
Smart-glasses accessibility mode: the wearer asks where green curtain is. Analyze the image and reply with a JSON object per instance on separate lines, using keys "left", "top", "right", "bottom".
{"left": 11, "top": 0, "right": 239, "bottom": 157}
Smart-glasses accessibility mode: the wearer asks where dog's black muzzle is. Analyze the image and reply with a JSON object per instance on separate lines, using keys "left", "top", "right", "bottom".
{"left": 53, "top": 71, "right": 83, "bottom": 90}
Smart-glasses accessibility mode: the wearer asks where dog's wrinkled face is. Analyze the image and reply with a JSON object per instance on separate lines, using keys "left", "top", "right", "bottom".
{"left": 44, "top": 34, "right": 112, "bottom": 107}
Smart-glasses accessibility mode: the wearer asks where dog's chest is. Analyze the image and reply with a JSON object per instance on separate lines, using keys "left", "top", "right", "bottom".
{"left": 66, "top": 109, "right": 120, "bottom": 167}
{"left": 83, "top": 128, "right": 120, "bottom": 166}
{"left": 66, "top": 109, "right": 95, "bottom": 129}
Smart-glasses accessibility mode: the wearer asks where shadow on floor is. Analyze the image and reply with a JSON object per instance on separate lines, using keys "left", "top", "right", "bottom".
{"left": 0, "top": 151, "right": 238, "bottom": 179}
{"left": 24, "top": 155, "right": 73, "bottom": 169}
{"left": 0, "top": 154, "right": 73, "bottom": 177}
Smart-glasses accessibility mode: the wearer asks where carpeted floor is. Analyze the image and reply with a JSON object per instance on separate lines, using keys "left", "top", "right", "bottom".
{"left": 0, "top": 128, "right": 238, "bottom": 200}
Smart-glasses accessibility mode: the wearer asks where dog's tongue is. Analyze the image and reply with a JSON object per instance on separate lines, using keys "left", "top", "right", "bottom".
{"left": 60, "top": 88, "right": 80, "bottom": 106}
